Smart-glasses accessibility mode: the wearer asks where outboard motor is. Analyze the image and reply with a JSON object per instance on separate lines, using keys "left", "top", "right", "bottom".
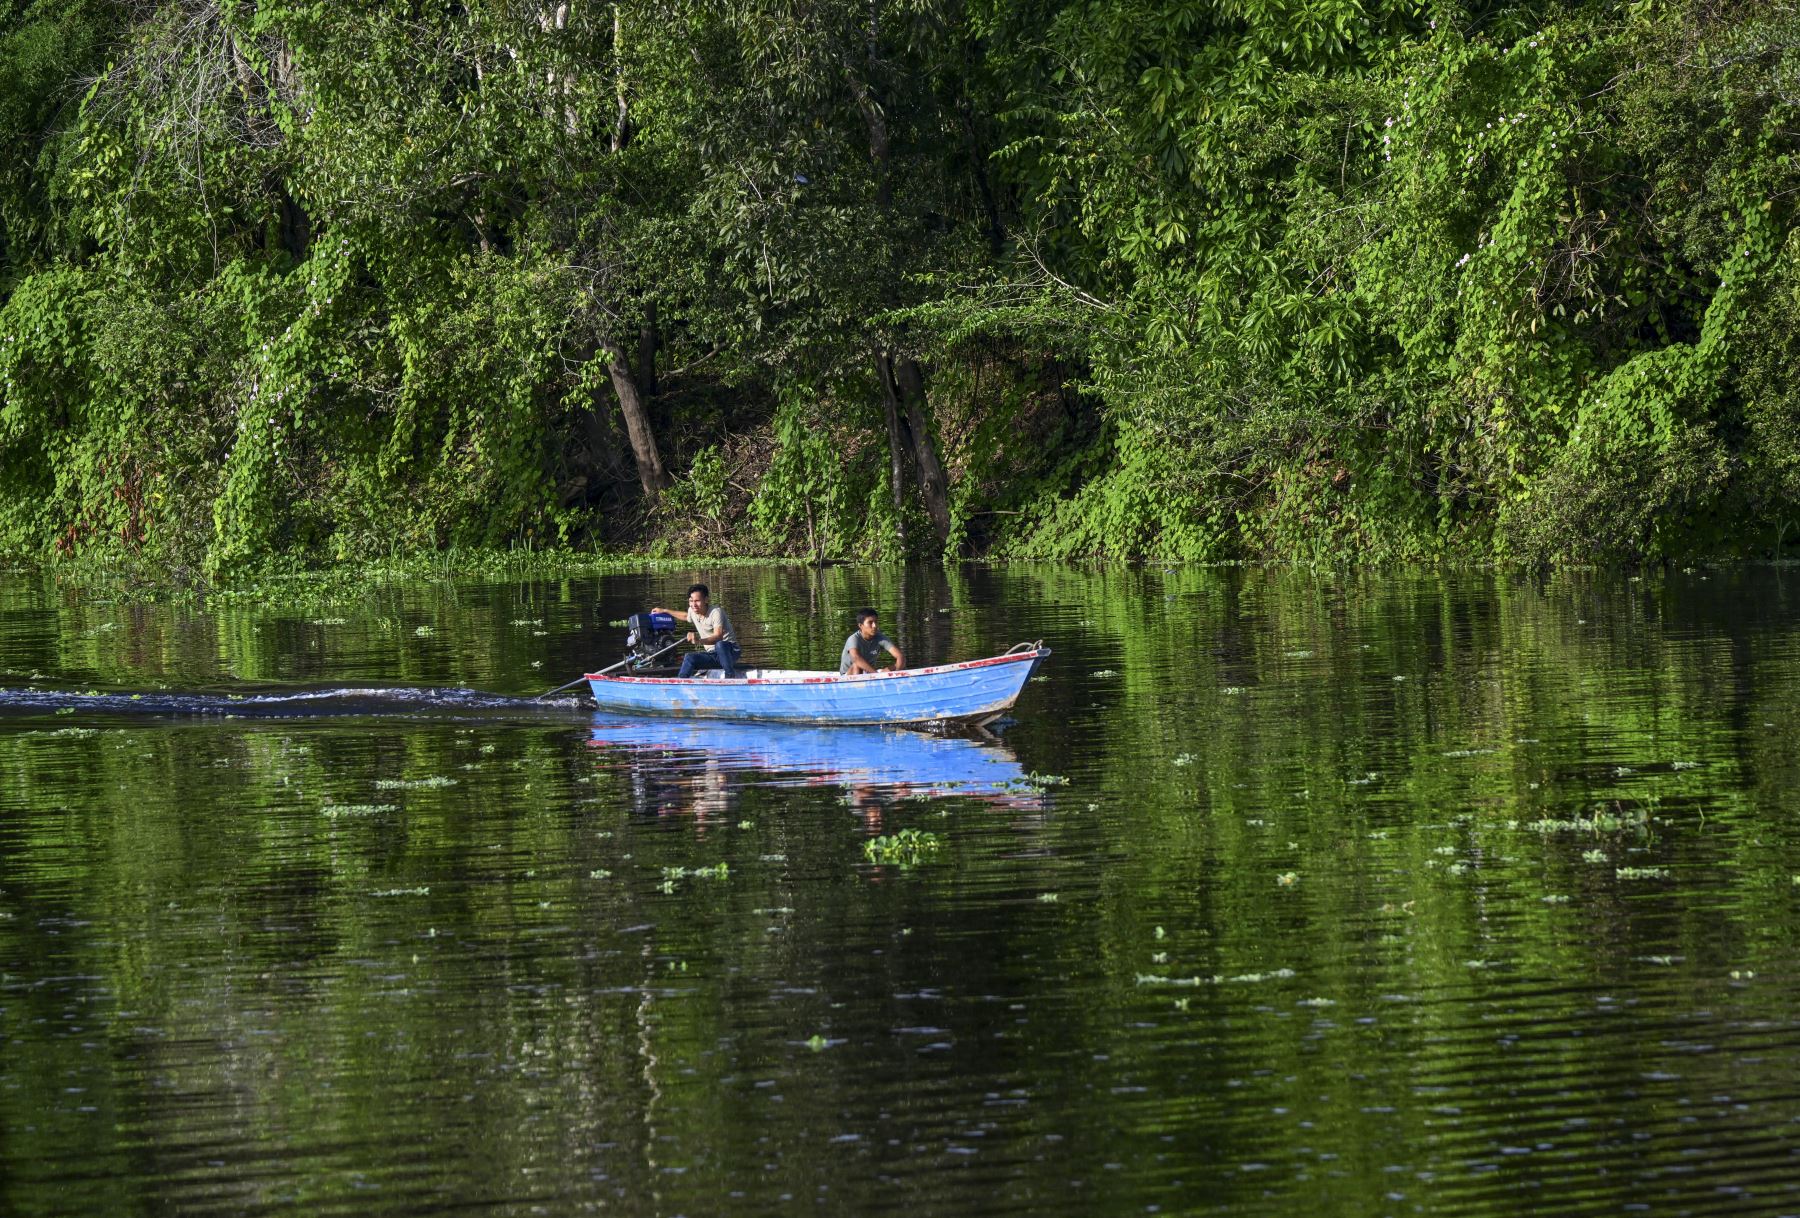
{"left": 622, "top": 611, "right": 681, "bottom": 672}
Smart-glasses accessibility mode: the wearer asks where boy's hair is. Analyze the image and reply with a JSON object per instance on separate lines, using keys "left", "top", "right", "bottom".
{"left": 855, "top": 607, "right": 879, "bottom": 625}
{"left": 687, "top": 583, "right": 710, "bottom": 600}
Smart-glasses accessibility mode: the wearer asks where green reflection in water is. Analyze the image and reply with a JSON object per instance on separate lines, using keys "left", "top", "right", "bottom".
{"left": 3, "top": 565, "right": 1800, "bottom": 1215}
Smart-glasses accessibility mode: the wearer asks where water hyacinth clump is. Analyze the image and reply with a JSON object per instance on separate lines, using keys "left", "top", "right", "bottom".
{"left": 661, "top": 863, "right": 730, "bottom": 882}
{"left": 1524, "top": 807, "right": 1650, "bottom": 834}
{"left": 375, "top": 775, "right": 458, "bottom": 790}
{"left": 1136, "top": 968, "right": 1297, "bottom": 988}
{"left": 322, "top": 803, "right": 399, "bottom": 819}
{"left": 863, "top": 829, "right": 943, "bottom": 866}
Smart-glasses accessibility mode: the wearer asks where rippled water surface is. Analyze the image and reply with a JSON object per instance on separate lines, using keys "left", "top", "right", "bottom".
{"left": 4, "top": 564, "right": 1800, "bottom": 1216}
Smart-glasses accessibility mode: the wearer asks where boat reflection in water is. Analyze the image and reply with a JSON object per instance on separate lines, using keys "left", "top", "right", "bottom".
{"left": 585, "top": 714, "right": 1043, "bottom": 826}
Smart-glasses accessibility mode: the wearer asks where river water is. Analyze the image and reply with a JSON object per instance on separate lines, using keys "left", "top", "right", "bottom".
{"left": 3, "top": 564, "right": 1799, "bottom": 1216}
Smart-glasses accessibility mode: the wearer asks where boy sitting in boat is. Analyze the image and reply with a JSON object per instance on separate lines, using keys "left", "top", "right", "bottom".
{"left": 652, "top": 584, "right": 742, "bottom": 679}
{"left": 841, "top": 609, "right": 905, "bottom": 675}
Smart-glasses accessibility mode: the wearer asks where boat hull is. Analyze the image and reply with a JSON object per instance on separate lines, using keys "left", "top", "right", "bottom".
{"left": 583, "top": 647, "right": 1048, "bottom": 726}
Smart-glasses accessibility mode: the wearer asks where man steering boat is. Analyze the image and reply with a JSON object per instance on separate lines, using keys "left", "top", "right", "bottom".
{"left": 651, "top": 583, "right": 741, "bottom": 679}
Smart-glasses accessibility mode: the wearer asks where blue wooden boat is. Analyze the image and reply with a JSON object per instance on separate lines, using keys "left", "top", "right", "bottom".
{"left": 583, "top": 642, "right": 1049, "bottom": 727}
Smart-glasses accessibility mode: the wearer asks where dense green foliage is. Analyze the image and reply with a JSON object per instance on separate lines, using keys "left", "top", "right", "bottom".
{"left": 2, "top": 0, "right": 1799, "bottom": 568}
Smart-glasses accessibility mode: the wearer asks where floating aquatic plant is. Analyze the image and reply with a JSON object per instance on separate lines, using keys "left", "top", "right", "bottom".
{"left": 1524, "top": 808, "right": 1647, "bottom": 834}
{"left": 1276, "top": 872, "right": 1298, "bottom": 886}
{"left": 1615, "top": 866, "right": 1669, "bottom": 880}
{"left": 322, "top": 803, "right": 398, "bottom": 819}
{"left": 863, "top": 829, "right": 942, "bottom": 866}
{"left": 1038, "top": 892, "right": 1060, "bottom": 903}
{"left": 414, "top": 625, "right": 435, "bottom": 637}
{"left": 375, "top": 775, "right": 458, "bottom": 790}
{"left": 661, "top": 862, "right": 729, "bottom": 881}
{"left": 1132, "top": 967, "right": 1296, "bottom": 988}
{"left": 371, "top": 886, "right": 430, "bottom": 897}
{"left": 1090, "top": 669, "right": 1120, "bottom": 678}
{"left": 1229, "top": 968, "right": 1294, "bottom": 984}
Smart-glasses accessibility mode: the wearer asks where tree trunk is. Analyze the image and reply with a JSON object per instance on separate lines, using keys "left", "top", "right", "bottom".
{"left": 639, "top": 300, "right": 658, "bottom": 398}
{"left": 600, "top": 337, "right": 669, "bottom": 495}
{"left": 893, "top": 356, "right": 952, "bottom": 546}
{"left": 276, "top": 182, "right": 310, "bottom": 259}
{"left": 959, "top": 95, "right": 1005, "bottom": 257}
{"left": 845, "top": 72, "right": 890, "bottom": 208}
{"left": 611, "top": 4, "right": 635, "bottom": 152}
{"left": 876, "top": 351, "right": 910, "bottom": 549}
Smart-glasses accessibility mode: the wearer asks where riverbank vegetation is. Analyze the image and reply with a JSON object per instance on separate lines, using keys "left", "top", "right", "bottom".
{"left": 2, "top": 0, "right": 1798, "bottom": 569}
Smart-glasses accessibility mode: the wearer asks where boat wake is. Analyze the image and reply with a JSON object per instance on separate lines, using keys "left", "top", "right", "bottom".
{"left": 0, "top": 686, "right": 585, "bottom": 720}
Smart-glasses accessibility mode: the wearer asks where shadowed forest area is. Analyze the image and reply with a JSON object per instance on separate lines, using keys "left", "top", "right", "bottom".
{"left": 2, "top": 0, "right": 1799, "bottom": 572}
